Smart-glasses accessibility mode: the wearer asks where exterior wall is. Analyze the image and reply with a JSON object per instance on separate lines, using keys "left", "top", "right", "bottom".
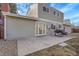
{"left": 27, "top": 3, "right": 64, "bottom": 23}
{"left": 27, "top": 4, "right": 38, "bottom": 17}
{"left": 27, "top": 3, "right": 64, "bottom": 36}
{"left": 0, "top": 3, "right": 10, "bottom": 13}
{"left": 38, "top": 3, "right": 64, "bottom": 22}
{"left": 65, "top": 26, "right": 71, "bottom": 33}
{"left": 6, "top": 16, "right": 35, "bottom": 40}
{"left": 63, "top": 20, "right": 71, "bottom": 34}
{"left": 37, "top": 18, "right": 64, "bottom": 36}
{"left": 47, "top": 22, "right": 64, "bottom": 35}
{"left": 46, "top": 23, "right": 54, "bottom": 36}
{"left": 35, "top": 19, "right": 64, "bottom": 36}
{"left": 64, "top": 20, "right": 71, "bottom": 26}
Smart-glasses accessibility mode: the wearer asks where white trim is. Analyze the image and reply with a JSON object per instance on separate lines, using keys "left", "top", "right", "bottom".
{"left": 35, "top": 21, "right": 37, "bottom": 36}
{"left": 38, "top": 22, "right": 39, "bottom": 34}
{"left": 39, "top": 18, "right": 63, "bottom": 24}
{"left": 4, "top": 16, "right": 6, "bottom": 39}
{"left": 35, "top": 34, "right": 46, "bottom": 36}
{"left": 35, "top": 21, "right": 47, "bottom": 36}
{"left": 45, "top": 24, "right": 47, "bottom": 34}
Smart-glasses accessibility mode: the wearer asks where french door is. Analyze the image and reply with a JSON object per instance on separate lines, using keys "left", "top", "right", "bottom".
{"left": 35, "top": 22, "right": 46, "bottom": 36}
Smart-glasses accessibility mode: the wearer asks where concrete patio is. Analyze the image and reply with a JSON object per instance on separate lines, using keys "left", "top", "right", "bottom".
{"left": 17, "top": 35, "right": 75, "bottom": 56}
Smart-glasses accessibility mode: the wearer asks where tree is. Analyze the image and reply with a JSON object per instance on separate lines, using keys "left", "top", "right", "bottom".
{"left": 17, "top": 3, "right": 31, "bottom": 15}
{"left": 9, "top": 3, "right": 17, "bottom": 14}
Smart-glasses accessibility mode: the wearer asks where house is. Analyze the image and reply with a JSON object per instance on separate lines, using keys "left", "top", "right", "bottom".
{"left": 63, "top": 19, "right": 72, "bottom": 33}
{"left": 0, "top": 3, "right": 71, "bottom": 40}
{"left": 27, "top": 3, "right": 64, "bottom": 36}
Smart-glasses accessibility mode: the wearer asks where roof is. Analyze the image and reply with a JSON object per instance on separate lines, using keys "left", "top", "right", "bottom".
{"left": 63, "top": 20, "right": 71, "bottom": 27}
{"left": 4, "top": 13, "right": 38, "bottom": 21}
{"left": 63, "top": 24, "right": 71, "bottom": 27}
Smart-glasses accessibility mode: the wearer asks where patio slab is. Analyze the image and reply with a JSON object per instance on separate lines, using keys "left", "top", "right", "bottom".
{"left": 17, "top": 35, "right": 75, "bottom": 56}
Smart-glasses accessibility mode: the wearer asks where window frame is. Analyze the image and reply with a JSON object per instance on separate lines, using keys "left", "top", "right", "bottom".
{"left": 43, "top": 6, "right": 47, "bottom": 12}
{"left": 54, "top": 11, "right": 56, "bottom": 15}
{"left": 35, "top": 22, "right": 47, "bottom": 36}
{"left": 47, "top": 8, "right": 49, "bottom": 13}
{"left": 51, "top": 24, "right": 55, "bottom": 29}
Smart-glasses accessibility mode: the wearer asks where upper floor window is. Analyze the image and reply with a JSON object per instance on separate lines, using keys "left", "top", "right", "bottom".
{"left": 43, "top": 7, "right": 46, "bottom": 12}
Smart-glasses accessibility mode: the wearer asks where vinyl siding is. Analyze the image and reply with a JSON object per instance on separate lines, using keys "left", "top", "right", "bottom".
{"left": 6, "top": 16, "right": 35, "bottom": 40}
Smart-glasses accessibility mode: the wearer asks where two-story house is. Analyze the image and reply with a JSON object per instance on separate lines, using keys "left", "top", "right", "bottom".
{"left": 27, "top": 3, "right": 64, "bottom": 36}
{"left": 0, "top": 3, "right": 70, "bottom": 40}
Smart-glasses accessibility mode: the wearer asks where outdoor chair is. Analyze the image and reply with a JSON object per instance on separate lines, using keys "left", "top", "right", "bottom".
{"left": 54, "top": 29, "right": 67, "bottom": 37}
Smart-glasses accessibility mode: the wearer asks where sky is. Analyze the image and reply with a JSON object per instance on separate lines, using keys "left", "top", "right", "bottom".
{"left": 16, "top": 3, "right": 79, "bottom": 26}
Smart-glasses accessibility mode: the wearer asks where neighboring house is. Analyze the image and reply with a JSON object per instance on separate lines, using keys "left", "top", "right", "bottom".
{"left": 0, "top": 3, "right": 5, "bottom": 39}
{"left": 63, "top": 19, "right": 72, "bottom": 33}
{"left": 0, "top": 3, "right": 71, "bottom": 40}
{"left": 0, "top": 3, "right": 11, "bottom": 39}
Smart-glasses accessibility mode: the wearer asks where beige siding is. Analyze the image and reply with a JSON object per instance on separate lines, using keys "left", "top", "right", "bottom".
{"left": 6, "top": 16, "right": 35, "bottom": 40}
{"left": 64, "top": 20, "right": 71, "bottom": 26}
{"left": 38, "top": 3, "right": 64, "bottom": 22}
{"left": 27, "top": 4, "right": 38, "bottom": 17}
{"left": 27, "top": 3, "right": 64, "bottom": 23}
{"left": 65, "top": 26, "right": 71, "bottom": 33}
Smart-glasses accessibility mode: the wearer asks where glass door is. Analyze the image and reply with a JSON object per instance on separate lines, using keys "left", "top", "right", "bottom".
{"left": 35, "top": 22, "right": 46, "bottom": 36}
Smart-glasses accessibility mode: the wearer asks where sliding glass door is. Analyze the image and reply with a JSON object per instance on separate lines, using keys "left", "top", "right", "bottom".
{"left": 35, "top": 22, "right": 46, "bottom": 36}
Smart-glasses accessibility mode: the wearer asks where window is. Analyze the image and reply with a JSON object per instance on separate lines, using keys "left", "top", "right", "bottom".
{"left": 54, "top": 11, "right": 56, "bottom": 15}
{"left": 43, "top": 7, "right": 46, "bottom": 12}
{"left": 51, "top": 24, "right": 55, "bottom": 29}
{"left": 59, "top": 25, "right": 61, "bottom": 28}
{"left": 47, "top": 8, "right": 49, "bottom": 13}
{"left": 43, "top": 6, "right": 49, "bottom": 13}
{"left": 63, "top": 26, "right": 65, "bottom": 30}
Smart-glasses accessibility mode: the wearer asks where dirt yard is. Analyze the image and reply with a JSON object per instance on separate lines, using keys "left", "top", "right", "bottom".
{"left": 27, "top": 33, "right": 79, "bottom": 56}
{"left": 0, "top": 40, "right": 17, "bottom": 56}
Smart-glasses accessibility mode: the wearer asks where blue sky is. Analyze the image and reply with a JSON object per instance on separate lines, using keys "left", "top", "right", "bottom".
{"left": 16, "top": 3, "right": 79, "bottom": 26}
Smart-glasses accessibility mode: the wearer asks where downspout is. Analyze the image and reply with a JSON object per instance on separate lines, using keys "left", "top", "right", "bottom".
{"left": 4, "top": 15, "right": 7, "bottom": 40}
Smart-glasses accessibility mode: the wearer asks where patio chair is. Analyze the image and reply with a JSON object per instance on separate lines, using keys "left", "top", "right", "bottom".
{"left": 54, "top": 29, "right": 67, "bottom": 37}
